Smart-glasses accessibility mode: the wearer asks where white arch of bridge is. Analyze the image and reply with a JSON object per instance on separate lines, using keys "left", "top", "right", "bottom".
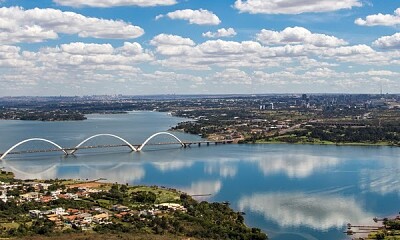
{"left": 138, "top": 132, "right": 184, "bottom": 151}
{"left": 0, "top": 138, "right": 68, "bottom": 160}
{"left": 70, "top": 134, "right": 137, "bottom": 154}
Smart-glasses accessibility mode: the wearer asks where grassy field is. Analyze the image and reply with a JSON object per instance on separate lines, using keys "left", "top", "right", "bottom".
{"left": 0, "top": 222, "right": 20, "bottom": 229}
{"left": 0, "top": 171, "right": 15, "bottom": 182}
{"left": 128, "top": 186, "right": 181, "bottom": 203}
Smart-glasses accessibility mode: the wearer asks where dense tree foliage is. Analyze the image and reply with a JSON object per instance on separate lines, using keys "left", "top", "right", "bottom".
{"left": 295, "top": 126, "right": 400, "bottom": 144}
{"left": 131, "top": 191, "right": 157, "bottom": 204}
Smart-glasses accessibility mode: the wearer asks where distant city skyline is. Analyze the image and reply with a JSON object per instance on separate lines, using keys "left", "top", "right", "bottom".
{"left": 1, "top": 0, "right": 400, "bottom": 96}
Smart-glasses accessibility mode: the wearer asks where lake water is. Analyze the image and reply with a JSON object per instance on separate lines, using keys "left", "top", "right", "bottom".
{"left": 0, "top": 111, "right": 399, "bottom": 240}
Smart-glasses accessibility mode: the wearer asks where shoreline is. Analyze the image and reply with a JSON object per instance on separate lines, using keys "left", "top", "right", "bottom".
{"left": 4, "top": 110, "right": 398, "bottom": 149}
{"left": 253, "top": 140, "right": 399, "bottom": 147}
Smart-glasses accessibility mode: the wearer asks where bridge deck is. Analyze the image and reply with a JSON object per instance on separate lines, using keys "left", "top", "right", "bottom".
{"left": 0, "top": 140, "right": 233, "bottom": 157}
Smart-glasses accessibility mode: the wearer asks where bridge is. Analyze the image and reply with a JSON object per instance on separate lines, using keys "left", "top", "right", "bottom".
{"left": 0, "top": 132, "right": 232, "bottom": 160}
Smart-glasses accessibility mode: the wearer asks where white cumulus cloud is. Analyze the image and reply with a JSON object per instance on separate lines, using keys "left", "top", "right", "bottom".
{"left": 156, "top": 9, "right": 221, "bottom": 25}
{"left": 0, "top": 45, "right": 34, "bottom": 68}
{"left": 150, "top": 34, "right": 195, "bottom": 46}
{"left": 234, "top": 0, "right": 362, "bottom": 14}
{"left": 355, "top": 8, "right": 400, "bottom": 26}
{"left": 150, "top": 34, "right": 196, "bottom": 56}
{"left": 150, "top": 33, "right": 393, "bottom": 71}
{"left": 256, "top": 27, "right": 348, "bottom": 47}
{"left": 53, "top": 0, "right": 177, "bottom": 8}
{"left": 203, "top": 28, "right": 237, "bottom": 38}
{"left": 211, "top": 69, "right": 252, "bottom": 85}
{"left": 0, "top": 6, "right": 144, "bottom": 44}
{"left": 60, "top": 42, "right": 115, "bottom": 55}
{"left": 373, "top": 33, "right": 400, "bottom": 49}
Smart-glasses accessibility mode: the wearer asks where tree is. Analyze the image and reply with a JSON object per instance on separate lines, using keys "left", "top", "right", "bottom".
{"left": 120, "top": 184, "right": 128, "bottom": 193}
{"left": 131, "top": 191, "right": 156, "bottom": 203}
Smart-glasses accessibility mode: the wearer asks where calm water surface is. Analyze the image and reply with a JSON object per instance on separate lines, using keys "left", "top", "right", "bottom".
{"left": 0, "top": 112, "right": 399, "bottom": 240}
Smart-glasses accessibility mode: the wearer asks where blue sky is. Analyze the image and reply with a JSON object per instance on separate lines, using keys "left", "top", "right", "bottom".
{"left": 1, "top": 0, "right": 400, "bottom": 95}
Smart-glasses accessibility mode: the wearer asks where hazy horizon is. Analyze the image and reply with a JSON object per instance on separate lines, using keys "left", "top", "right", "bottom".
{"left": 0, "top": 92, "right": 398, "bottom": 98}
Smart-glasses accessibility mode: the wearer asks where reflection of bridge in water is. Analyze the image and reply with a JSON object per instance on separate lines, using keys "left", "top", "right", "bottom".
{"left": 0, "top": 132, "right": 232, "bottom": 160}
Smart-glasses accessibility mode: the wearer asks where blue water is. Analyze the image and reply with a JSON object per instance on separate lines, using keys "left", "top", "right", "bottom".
{"left": 0, "top": 112, "right": 399, "bottom": 240}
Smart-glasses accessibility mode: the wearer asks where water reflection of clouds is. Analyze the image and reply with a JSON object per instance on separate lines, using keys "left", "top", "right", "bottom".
{"left": 80, "top": 164, "right": 146, "bottom": 183}
{"left": 3, "top": 160, "right": 146, "bottom": 184}
{"left": 359, "top": 156, "right": 400, "bottom": 195}
{"left": 202, "top": 153, "right": 340, "bottom": 179}
{"left": 179, "top": 180, "right": 222, "bottom": 197}
{"left": 3, "top": 151, "right": 342, "bottom": 183}
{"left": 238, "top": 192, "right": 372, "bottom": 230}
{"left": 152, "top": 161, "right": 193, "bottom": 172}
{"left": 200, "top": 153, "right": 341, "bottom": 179}
{"left": 4, "top": 158, "right": 225, "bottom": 198}
{"left": 247, "top": 154, "right": 340, "bottom": 178}
{"left": 360, "top": 168, "right": 400, "bottom": 196}
{"left": 5, "top": 162, "right": 59, "bottom": 180}
{"left": 205, "top": 162, "right": 238, "bottom": 178}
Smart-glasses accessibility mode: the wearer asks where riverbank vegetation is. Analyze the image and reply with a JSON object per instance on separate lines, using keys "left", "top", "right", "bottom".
{"left": 256, "top": 125, "right": 400, "bottom": 146}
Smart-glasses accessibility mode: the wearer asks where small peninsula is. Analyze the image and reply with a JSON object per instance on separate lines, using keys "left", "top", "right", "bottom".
{"left": 0, "top": 171, "right": 267, "bottom": 240}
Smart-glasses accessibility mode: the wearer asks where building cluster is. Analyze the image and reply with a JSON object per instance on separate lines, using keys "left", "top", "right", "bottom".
{"left": 0, "top": 179, "right": 187, "bottom": 231}
{"left": 27, "top": 202, "right": 187, "bottom": 230}
{"left": 29, "top": 207, "right": 110, "bottom": 230}
{"left": 171, "top": 94, "right": 400, "bottom": 142}
{"left": 0, "top": 181, "right": 52, "bottom": 203}
{"left": 179, "top": 117, "right": 293, "bottom": 142}
{"left": 112, "top": 203, "right": 187, "bottom": 220}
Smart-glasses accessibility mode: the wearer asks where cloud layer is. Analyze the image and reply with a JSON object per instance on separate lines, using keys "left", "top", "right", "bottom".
{"left": 203, "top": 28, "right": 237, "bottom": 38}
{"left": 355, "top": 8, "right": 400, "bottom": 26}
{"left": 53, "top": 0, "right": 177, "bottom": 8}
{"left": 0, "top": 7, "right": 144, "bottom": 44}
{"left": 256, "top": 27, "right": 348, "bottom": 47}
{"left": 234, "top": 0, "right": 362, "bottom": 14}
{"left": 0, "top": 0, "right": 400, "bottom": 96}
{"left": 3, "top": 23, "right": 400, "bottom": 95}
{"left": 373, "top": 33, "right": 400, "bottom": 49}
{"left": 156, "top": 9, "right": 221, "bottom": 25}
